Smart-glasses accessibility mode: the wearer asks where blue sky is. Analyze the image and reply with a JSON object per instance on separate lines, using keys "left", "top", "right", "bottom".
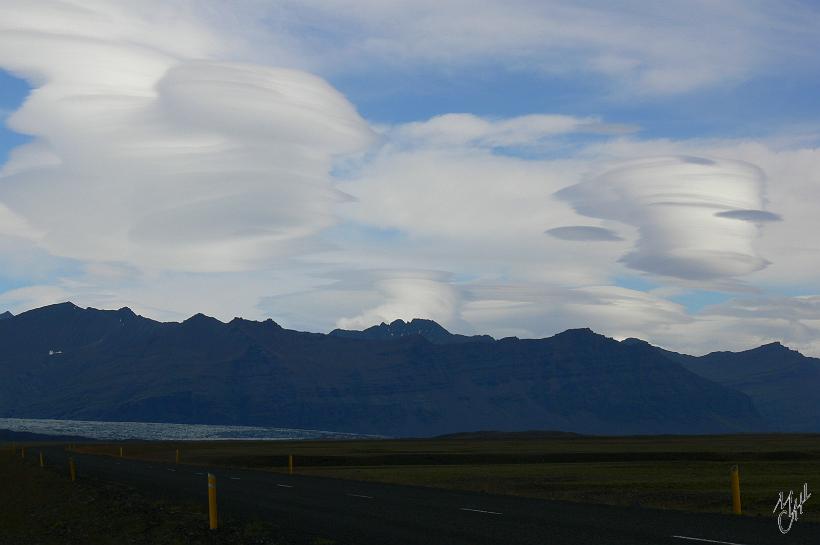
{"left": 331, "top": 64, "right": 820, "bottom": 142}
{"left": 2, "top": 1, "right": 820, "bottom": 356}
{"left": 0, "top": 70, "right": 30, "bottom": 166}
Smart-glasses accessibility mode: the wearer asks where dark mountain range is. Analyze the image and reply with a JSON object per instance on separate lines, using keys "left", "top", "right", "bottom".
{"left": 680, "top": 343, "right": 820, "bottom": 432}
{"left": 0, "top": 311, "right": 13, "bottom": 320}
{"left": 1, "top": 302, "right": 812, "bottom": 436}
{"left": 330, "top": 318, "right": 494, "bottom": 344}
{"left": 620, "top": 338, "right": 820, "bottom": 432}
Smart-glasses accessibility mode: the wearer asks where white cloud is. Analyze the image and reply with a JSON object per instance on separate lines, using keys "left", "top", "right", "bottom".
{"left": 735, "top": 146, "right": 820, "bottom": 289}
{"left": 578, "top": 139, "right": 820, "bottom": 291}
{"left": 0, "top": 1, "right": 373, "bottom": 273}
{"left": 0, "top": 202, "right": 41, "bottom": 239}
{"left": 390, "top": 113, "right": 634, "bottom": 150}
{"left": 556, "top": 156, "right": 774, "bottom": 282}
{"left": 342, "top": 148, "right": 577, "bottom": 240}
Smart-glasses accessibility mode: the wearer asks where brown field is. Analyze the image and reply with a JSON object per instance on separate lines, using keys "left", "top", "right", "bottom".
{"left": 0, "top": 446, "right": 309, "bottom": 544}
{"left": 68, "top": 433, "right": 820, "bottom": 521}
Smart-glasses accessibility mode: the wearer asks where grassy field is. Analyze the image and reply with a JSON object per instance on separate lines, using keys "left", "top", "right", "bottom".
{"left": 0, "top": 445, "right": 329, "bottom": 545}
{"left": 71, "top": 433, "right": 820, "bottom": 522}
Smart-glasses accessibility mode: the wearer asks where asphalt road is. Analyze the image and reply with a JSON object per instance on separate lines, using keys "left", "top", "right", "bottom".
{"left": 34, "top": 446, "right": 820, "bottom": 545}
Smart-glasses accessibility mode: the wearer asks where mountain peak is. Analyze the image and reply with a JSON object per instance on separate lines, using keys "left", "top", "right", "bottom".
{"left": 409, "top": 317, "right": 448, "bottom": 327}
{"left": 330, "top": 318, "right": 493, "bottom": 345}
{"left": 549, "top": 328, "right": 613, "bottom": 347}
{"left": 373, "top": 318, "right": 452, "bottom": 339}
{"left": 753, "top": 341, "right": 797, "bottom": 355}
{"left": 621, "top": 337, "right": 651, "bottom": 347}
{"left": 183, "top": 313, "right": 223, "bottom": 326}
{"left": 117, "top": 307, "right": 136, "bottom": 317}
{"left": 46, "top": 301, "right": 80, "bottom": 311}
{"left": 553, "top": 327, "right": 601, "bottom": 339}
{"left": 17, "top": 301, "right": 81, "bottom": 319}
{"left": 229, "top": 316, "right": 282, "bottom": 329}
{"left": 0, "top": 311, "right": 13, "bottom": 320}
{"left": 567, "top": 327, "right": 594, "bottom": 333}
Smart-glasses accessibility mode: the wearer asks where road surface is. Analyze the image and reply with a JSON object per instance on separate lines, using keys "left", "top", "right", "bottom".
{"left": 34, "top": 446, "right": 820, "bottom": 545}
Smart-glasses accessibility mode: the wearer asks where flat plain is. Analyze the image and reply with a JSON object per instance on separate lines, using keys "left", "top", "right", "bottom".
{"left": 70, "top": 432, "right": 820, "bottom": 522}
{"left": 0, "top": 448, "right": 293, "bottom": 544}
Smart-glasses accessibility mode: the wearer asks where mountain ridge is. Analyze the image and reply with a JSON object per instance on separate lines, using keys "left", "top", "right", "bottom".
{"left": 0, "top": 302, "right": 814, "bottom": 435}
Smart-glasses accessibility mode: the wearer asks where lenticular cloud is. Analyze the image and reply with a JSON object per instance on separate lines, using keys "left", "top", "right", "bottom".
{"left": 556, "top": 156, "right": 775, "bottom": 282}
{"left": 0, "top": 1, "right": 373, "bottom": 272}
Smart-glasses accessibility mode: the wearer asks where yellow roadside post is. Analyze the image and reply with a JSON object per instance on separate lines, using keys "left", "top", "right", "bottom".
{"left": 730, "top": 465, "right": 742, "bottom": 515}
{"left": 20, "top": 446, "right": 25, "bottom": 459}
{"left": 175, "top": 448, "right": 180, "bottom": 464}
{"left": 119, "top": 446, "right": 124, "bottom": 457}
{"left": 208, "top": 473, "right": 218, "bottom": 530}
{"left": 288, "top": 454, "right": 294, "bottom": 475}
{"left": 39, "top": 451, "right": 44, "bottom": 468}
{"left": 69, "top": 458, "right": 77, "bottom": 482}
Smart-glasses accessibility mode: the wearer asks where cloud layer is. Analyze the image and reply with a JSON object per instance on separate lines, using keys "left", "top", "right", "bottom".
{"left": 1, "top": 1, "right": 820, "bottom": 358}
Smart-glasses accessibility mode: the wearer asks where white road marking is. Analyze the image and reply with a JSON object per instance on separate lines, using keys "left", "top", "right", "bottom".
{"left": 672, "top": 536, "right": 750, "bottom": 545}
{"left": 167, "top": 468, "right": 176, "bottom": 472}
{"left": 194, "top": 472, "right": 204, "bottom": 476}
{"left": 230, "top": 477, "right": 240, "bottom": 480}
{"left": 459, "top": 508, "right": 502, "bottom": 515}
{"left": 277, "top": 484, "right": 293, "bottom": 488}
{"left": 347, "top": 493, "right": 374, "bottom": 499}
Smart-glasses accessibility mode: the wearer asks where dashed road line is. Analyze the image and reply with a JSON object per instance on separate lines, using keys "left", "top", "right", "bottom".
{"left": 277, "top": 484, "right": 293, "bottom": 488}
{"left": 230, "top": 477, "right": 241, "bottom": 480}
{"left": 346, "top": 493, "right": 374, "bottom": 499}
{"left": 459, "top": 508, "right": 502, "bottom": 515}
{"left": 672, "top": 536, "right": 750, "bottom": 545}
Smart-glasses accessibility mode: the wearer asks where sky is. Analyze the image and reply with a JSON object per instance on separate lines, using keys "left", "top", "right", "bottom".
{"left": 1, "top": 1, "right": 820, "bottom": 356}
